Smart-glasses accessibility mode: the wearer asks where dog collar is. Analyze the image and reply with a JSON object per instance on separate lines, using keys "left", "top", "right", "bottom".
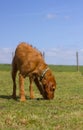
{"left": 40, "top": 67, "right": 49, "bottom": 81}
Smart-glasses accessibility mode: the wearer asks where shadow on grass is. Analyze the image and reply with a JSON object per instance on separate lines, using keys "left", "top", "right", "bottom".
{"left": 0, "top": 95, "right": 44, "bottom": 101}
{"left": 0, "top": 95, "right": 12, "bottom": 100}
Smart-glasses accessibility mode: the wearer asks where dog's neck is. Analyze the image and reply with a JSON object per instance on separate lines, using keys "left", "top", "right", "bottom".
{"left": 40, "top": 67, "right": 49, "bottom": 81}
{"left": 37, "top": 63, "right": 49, "bottom": 80}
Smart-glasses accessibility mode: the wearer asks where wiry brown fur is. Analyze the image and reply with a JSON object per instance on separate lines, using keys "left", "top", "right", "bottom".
{"left": 12, "top": 42, "right": 56, "bottom": 101}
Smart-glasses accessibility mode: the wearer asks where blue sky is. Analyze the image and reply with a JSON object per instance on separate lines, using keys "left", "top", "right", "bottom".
{"left": 0, "top": 0, "right": 83, "bottom": 65}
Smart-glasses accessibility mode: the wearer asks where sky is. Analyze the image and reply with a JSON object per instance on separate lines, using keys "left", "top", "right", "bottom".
{"left": 0, "top": 0, "right": 83, "bottom": 65}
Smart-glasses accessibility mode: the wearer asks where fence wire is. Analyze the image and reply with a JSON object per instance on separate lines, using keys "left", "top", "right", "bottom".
{"left": 0, "top": 49, "right": 83, "bottom": 65}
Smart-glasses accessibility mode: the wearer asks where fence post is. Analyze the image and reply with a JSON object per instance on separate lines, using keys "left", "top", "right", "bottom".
{"left": 43, "top": 51, "right": 45, "bottom": 59}
{"left": 12, "top": 52, "right": 15, "bottom": 61}
{"left": 76, "top": 51, "right": 79, "bottom": 71}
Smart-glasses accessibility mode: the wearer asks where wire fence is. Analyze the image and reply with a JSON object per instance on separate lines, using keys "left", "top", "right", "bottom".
{"left": 0, "top": 49, "right": 83, "bottom": 66}
{"left": 45, "top": 50, "right": 83, "bottom": 66}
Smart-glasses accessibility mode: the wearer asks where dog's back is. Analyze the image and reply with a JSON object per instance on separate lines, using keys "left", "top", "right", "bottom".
{"left": 13, "top": 42, "right": 44, "bottom": 76}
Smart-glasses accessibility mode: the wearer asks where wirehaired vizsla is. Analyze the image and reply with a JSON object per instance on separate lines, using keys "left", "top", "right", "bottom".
{"left": 12, "top": 42, "right": 56, "bottom": 101}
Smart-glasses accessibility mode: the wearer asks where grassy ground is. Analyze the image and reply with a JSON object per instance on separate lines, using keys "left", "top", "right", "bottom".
{"left": 0, "top": 64, "right": 83, "bottom": 130}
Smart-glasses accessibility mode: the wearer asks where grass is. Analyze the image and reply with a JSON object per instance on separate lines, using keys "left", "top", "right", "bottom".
{"left": 0, "top": 64, "right": 83, "bottom": 130}
{"left": 0, "top": 64, "right": 11, "bottom": 71}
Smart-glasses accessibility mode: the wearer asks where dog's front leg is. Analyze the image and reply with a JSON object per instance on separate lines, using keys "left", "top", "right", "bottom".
{"left": 19, "top": 73, "right": 26, "bottom": 101}
{"left": 29, "top": 77, "right": 34, "bottom": 99}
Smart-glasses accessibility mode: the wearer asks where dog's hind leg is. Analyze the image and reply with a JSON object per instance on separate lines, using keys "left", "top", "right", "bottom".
{"left": 11, "top": 57, "right": 17, "bottom": 99}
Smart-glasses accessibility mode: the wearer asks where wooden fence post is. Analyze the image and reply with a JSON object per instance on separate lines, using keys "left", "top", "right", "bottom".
{"left": 43, "top": 51, "right": 45, "bottom": 59}
{"left": 12, "top": 52, "right": 14, "bottom": 60}
{"left": 76, "top": 51, "right": 79, "bottom": 71}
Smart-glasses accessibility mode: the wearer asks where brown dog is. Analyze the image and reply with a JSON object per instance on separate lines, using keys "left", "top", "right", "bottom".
{"left": 12, "top": 42, "right": 56, "bottom": 101}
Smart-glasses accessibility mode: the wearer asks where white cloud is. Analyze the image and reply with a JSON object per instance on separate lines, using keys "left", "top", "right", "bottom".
{"left": 1, "top": 48, "right": 12, "bottom": 53}
{"left": 0, "top": 48, "right": 14, "bottom": 63}
{"left": 46, "top": 13, "right": 71, "bottom": 21}
{"left": 64, "top": 15, "right": 70, "bottom": 20}
{"left": 46, "top": 13, "right": 57, "bottom": 19}
{"left": 43, "top": 48, "right": 83, "bottom": 65}
{"left": 0, "top": 47, "right": 83, "bottom": 65}
{"left": 44, "top": 48, "right": 59, "bottom": 57}
{"left": 80, "top": 49, "right": 83, "bottom": 52}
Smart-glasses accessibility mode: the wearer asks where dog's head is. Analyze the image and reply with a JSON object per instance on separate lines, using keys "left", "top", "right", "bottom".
{"left": 40, "top": 68, "right": 56, "bottom": 99}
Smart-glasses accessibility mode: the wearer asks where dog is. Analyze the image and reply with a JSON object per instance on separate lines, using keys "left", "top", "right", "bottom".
{"left": 11, "top": 42, "right": 56, "bottom": 101}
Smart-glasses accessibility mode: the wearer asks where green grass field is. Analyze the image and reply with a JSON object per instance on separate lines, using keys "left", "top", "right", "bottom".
{"left": 0, "top": 64, "right": 83, "bottom": 130}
